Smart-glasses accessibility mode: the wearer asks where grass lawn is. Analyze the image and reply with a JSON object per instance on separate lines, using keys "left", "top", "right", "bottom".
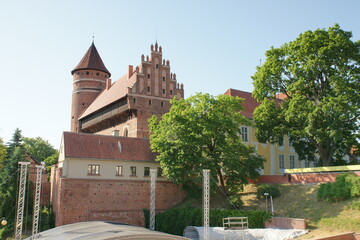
{"left": 240, "top": 184, "right": 360, "bottom": 239}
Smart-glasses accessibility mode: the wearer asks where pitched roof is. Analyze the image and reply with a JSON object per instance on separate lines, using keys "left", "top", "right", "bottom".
{"left": 224, "top": 88, "right": 260, "bottom": 119}
{"left": 62, "top": 132, "right": 156, "bottom": 162}
{"left": 79, "top": 74, "right": 133, "bottom": 119}
{"left": 71, "top": 42, "right": 111, "bottom": 77}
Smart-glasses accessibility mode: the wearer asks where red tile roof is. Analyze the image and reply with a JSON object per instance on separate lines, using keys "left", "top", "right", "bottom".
{"left": 79, "top": 73, "right": 136, "bottom": 119}
{"left": 63, "top": 132, "right": 156, "bottom": 162}
{"left": 71, "top": 42, "right": 111, "bottom": 77}
{"left": 223, "top": 88, "right": 260, "bottom": 119}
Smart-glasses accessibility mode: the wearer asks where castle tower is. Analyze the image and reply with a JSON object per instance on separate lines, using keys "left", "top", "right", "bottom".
{"left": 70, "top": 42, "right": 111, "bottom": 132}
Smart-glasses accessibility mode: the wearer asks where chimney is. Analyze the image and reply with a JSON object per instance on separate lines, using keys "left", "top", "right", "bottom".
{"left": 128, "top": 65, "right": 134, "bottom": 79}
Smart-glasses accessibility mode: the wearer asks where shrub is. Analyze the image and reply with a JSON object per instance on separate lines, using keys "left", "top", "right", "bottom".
{"left": 144, "top": 207, "right": 271, "bottom": 236}
{"left": 228, "top": 195, "right": 243, "bottom": 209}
{"left": 317, "top": 173, "right": 360, "bottom": 202}
{"left": 350, "top": 201, "right": 360, "bottom": 210}
{"left": 257, "top": 184, "right": 280, "bottom": 199}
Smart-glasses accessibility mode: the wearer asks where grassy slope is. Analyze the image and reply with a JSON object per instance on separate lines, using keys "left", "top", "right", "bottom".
{"left": 240, "top": 184, "right": 360, "bottom": 239}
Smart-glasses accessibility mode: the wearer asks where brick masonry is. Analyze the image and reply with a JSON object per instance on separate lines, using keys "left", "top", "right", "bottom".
{"left": 52, "top": 177, "right": 185, "bottom": 227}
{"left": 265, "top": 217, "right": 306, "bottom": 230}
{"left": 249, "top": 172, "right": 360, "bottom": 184}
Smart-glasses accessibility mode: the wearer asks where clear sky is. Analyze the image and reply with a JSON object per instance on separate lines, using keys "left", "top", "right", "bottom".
{"left": 0, "top": 0, "right": 359, "bottom": 148}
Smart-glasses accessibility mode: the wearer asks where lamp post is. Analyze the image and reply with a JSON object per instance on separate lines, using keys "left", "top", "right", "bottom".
{"left": 264, "top": 193, "right": 269, "bottom": 213}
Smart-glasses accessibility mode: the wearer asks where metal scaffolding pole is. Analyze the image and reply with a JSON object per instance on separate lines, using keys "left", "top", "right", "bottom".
{"left": 15, "top": 162, "right": 30, "bottom": 240}
{"left": 203, "top": 169, "right": 210, "bottom": 240}
{"left": 149, "top": 169, "right": 157, "bottom": 231}
{"left": 31, "top": 164, "right": 44, "bottom": 238}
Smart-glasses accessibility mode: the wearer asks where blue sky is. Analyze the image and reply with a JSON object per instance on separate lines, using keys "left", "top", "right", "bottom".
{"left": 0, "top": 0, "right": 359, "bottom": 148}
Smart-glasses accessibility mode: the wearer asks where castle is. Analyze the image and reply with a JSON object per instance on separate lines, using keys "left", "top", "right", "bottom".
{"left": 51, "top": 42, "right": 185, "bottom": 226}
{"left": 51, "top": 41, "right": 324, "bottom": 227}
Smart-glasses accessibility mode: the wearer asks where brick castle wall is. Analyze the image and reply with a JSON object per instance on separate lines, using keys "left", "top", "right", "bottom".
{"left": 53, "top": 177, "right": 185, "bottom": 227}
{"left": 250, "top": 171, "right": 360, "bottom": 184}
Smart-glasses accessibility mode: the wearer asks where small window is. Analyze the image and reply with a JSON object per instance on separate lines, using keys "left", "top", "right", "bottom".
{"left": 161, "top": 102, "right": 164, "bottom": 107}
{"left": 241, "top": 127, "right": 248, "bottom": 142}
{"left": 130, "top": 166, "right": 137, "bottom": 176}
{"left": 279, "top": 154, "right": 285, "bottom": 169}
{"left": 147, "top": 86, "right": 151, "bottom": 92}
{"left": 149, "top": 100, "right": 152, "bottom": 105}
{"left": 170, "top": 90, "right": 173, "bottom": 95}
{"left": 96, "top": 73, "right": 99, "bottom": 76}
{"left": 88, "top": 164, "right": 100, "bottom": 175}
{"left": 116, "top": 166, "right": 123, "bottom": 176}
{"left": 162, "top": 76, "right": 165, "bottom": 81}
{"left": 290, "top": 155, "right": 295, "bottom": 169}
{"left": 157, "top": 167, "right": 163, "bottom": 177}
{"left": 144, "top": 167, "right": 150, "bottom": 176}
{"left": 156, "top": 64, "right": 159, "bottom": 69}
{"left": 133, "top": 98, "right": 136, "bottom": 103}
{"left": 147, "top": 74, "right": 150, "bottom": 79}
{"left": 86, "top": 71, "right": 89, "bottom": 75}
{"left": 162, "top": 89, "right": 165, "bottom": 94}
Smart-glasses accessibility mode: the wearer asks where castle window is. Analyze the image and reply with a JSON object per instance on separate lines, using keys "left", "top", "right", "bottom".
{"left": 88, "top": 164, "right": 100, "bottom": 175}
{"left": 161, "top": 102, "right": 164, "bottom": 107}
{"left": 115, "top": 166, "right": 123, "bottom": 176}
{"left": 170, "top": 90, "right": 173, "bottom": 95}
{"left": 147, "top": 86, "right": 151, "bottom": 92}
{"left": 149, "top": 100, "right": 152, "bottom": 105}
{"left": 290, "top": 155, "right": 295, "bottom": 169}
{"left": 130, "top": 166, "right": 137, "bottom": 176}
{"left": 86, "top": 71, "right": 89, "bottom": 75}
{"left": 162, "top": 89, "right": 165, "bottom": 94}
{"left": 147, "top": 74, "right": 150, "bottom": 79}
{"left": 241, "top": 127, "right": 248, "bottom": 142}
{"left": 163, "top": 76, "right": 165, "bottom": 81}
{"left": 144, "top": 167, "right": 150, "bottom": 177}
{"left": 133, "top": 98, "right": 136, "bottom": 103}
{"left": 156, "top": 64, "right": 159, "bottom": 69}
{"left": 96, "top": 73, "right": 99, "bottom": 76}
{"left": 157, "top": 167, "right": 163, "bottom": 177}
{"left": 279, "top": 154, "right": 285, "bottom": 169}
{"left": 123, "top": 128, "right": 128, "bottom": 137}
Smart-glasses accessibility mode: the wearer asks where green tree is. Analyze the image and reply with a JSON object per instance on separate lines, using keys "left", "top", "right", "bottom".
{"left": 0, "top": 138, "right": 7, "bottom": 172}
{"left": 252, "top": 24, "right": 360, "bottom": 166}
{"left": 149, "top": 93, "right": 265, "bottom": 197}
{"left": 0, "top": 129, "right": 27, "bottom": 239}
{"left": 23, "top": 137, "right": 57, "bottom": 163}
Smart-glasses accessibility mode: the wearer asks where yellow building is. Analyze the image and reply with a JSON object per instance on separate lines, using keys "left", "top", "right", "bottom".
{"left": 224, "top": 88, "right": 316, "bottom": 175}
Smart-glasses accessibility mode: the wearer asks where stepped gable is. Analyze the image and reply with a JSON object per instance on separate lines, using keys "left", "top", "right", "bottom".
{"left": 224, "top": 88, "right": 260, "bottom": 119}
{"left": 71, "top": 42, "right": 111, "bottom": 77}
{"left": 63, "top": 132, "right": 156, "bottom": 162}
{"left": 79, "top": 74, "right": 131, "bottom": 119}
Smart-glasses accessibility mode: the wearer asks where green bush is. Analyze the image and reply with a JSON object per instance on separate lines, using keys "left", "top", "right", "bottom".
{"left": 350, "top": 201, "right": 360, "bottom": 210}
{"left": 257, "top": 184, "right": 280, "bottom": 199}
{"left": 144, "top": 207, "right": 271, "bottom": 236}
{"left": 228, "top": 195, "right": 243, "bottom": 209}
{"left": 317, "top": 173, "right": 360, "bottom": 202}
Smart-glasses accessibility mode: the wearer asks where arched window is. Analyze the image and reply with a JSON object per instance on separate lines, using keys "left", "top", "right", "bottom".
{"left": 124, "top": 128, "right": 129, "bottom": 137}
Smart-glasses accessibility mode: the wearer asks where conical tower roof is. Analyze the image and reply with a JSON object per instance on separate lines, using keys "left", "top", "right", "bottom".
{"left": 71, "top": 42, "right": 111, "bottom": 77}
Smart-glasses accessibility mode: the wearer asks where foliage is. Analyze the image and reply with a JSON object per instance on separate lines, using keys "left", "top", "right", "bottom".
{"left": 256, "top": 184, "right": 281, "bottom": 199}
{"left": 349, "top": 200, "right": 360, "bottom": 210}
{"left": 228, "top": 195, "right": 244, "bottom": 209}
{"left": 44, "top": 152, "right": 59, "bottom": 179}
{"left": 23, "top": 137, "right": 57, "bottom": 164}
{"left": 149, "top": 93, "right": 265, "bottom": 196}
{"left": 252, "top": 24, "right": 360, "bottom": 166}
{"left": 40, "top": 205, "right": 55, "bottom": 231}
{"left": 144, "top": 207, "right": 271, "bottom": 236}
{"left": 317, "top": 173, "right": 360, "bottom": 202}
{"left": 0, "top": 138, "right": 6, "bottom": 172}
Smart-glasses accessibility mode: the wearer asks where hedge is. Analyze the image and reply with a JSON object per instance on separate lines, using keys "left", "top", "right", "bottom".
{"left": 144, "top": 208, "right": 271, "bottom": 236}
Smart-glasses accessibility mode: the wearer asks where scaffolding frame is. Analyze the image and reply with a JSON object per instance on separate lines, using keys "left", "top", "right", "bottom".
{"left": 15, "top": 162, "right": 30, "bottom": 240}
{"left": 31, "top": 164, "right": 44, "bottom": 238}
{"left": 203, "top": 169, "right": 210, "bottom": 240}
{"left": 149, "top": 169, "right": 157, "bottom": 231}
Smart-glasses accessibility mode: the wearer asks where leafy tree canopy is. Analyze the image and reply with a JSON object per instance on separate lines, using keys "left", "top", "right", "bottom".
{"left": 149, "top": 93, "right": 265, "bottom": 196}
{"left": 252, "top": 24, "right": 360, "bottom": 166}
{"left": 23, "top": 137, "right": 57, "bottom": 164}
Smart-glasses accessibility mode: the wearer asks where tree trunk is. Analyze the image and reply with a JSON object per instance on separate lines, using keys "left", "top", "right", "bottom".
{"left": 216, "top": 168, "right": 228, "bottom": 198}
